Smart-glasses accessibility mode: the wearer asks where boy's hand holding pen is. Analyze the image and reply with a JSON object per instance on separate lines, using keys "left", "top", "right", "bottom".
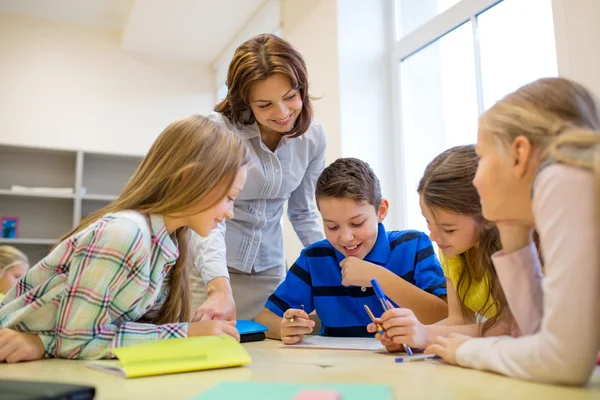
{"left": 281, "top": 305, "right": 314, "bottom": 345}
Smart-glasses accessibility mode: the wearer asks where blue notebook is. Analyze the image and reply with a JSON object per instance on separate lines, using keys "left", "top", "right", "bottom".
{"left": 236, "top": 320, "right": 268, "bottom": 335}
{"left": 236, "top": 320, "right": 268, "bottom": 343}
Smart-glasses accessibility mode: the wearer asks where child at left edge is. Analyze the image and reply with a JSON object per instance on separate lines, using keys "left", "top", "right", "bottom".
{"left": 255, "top": 158, "right": 448, "bottom": 344}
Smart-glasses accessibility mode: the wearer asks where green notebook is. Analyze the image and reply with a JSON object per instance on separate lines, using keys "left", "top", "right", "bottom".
{"left": 192, "top": 381, "right": 393, "bottom": 400}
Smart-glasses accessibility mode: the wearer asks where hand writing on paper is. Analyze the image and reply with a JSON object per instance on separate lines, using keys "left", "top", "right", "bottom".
{"left": 376, "top": 308, "right": 430, "bottom": 349}
{"left": 0, "top": 329, "right": 45, "bottom": 363}
{"left": 366, "top": 319, "right": 405, "bottom": 353}
{"left": 339, "top": 257, "right": 382, "bottom": 287}
{"left": 281, "top": 308, "right": 314, "bottom": 345}
{"left": 424, "top": 333, "right": 471, "bottom": 365}
{"left": 188, "top": 320, "right": 240, "bottom": 342}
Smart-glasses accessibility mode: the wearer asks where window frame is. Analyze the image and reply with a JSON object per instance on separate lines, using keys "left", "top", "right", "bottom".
{"left": 389, "top": 0, "right": 503, "bottom": 229}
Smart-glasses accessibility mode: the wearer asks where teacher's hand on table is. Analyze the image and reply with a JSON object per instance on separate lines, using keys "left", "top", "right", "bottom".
{"left": 192, "top": 277, "right": 236, "bottom": 322}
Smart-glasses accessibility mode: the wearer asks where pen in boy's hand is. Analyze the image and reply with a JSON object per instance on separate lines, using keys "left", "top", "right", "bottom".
{"left": 289, "top": 304, "right": 305, "bottom": 323}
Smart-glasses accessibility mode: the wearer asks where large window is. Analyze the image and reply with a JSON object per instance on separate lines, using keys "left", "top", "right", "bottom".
{"left": 393, "top": 0, "right": 557, "bottom": 233}
{"left": 477, "top": 0, "right": 558, "bottom": 108}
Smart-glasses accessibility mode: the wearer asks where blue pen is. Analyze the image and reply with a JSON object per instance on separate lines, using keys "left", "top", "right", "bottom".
{"left": 370, "top": 278, "right": 414, "bottom": 356}
{"left": 395, "top": 354, "right": 441, "bottom": 363}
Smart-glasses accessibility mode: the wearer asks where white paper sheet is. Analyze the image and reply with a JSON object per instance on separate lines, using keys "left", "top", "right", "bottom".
{"left": 284, "top": 336, "right": 384, "bottom": 351}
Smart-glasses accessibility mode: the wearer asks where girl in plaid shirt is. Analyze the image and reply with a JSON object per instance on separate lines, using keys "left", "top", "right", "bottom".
{"left": 0, "top": 115, "right": 249, "bottom": 362}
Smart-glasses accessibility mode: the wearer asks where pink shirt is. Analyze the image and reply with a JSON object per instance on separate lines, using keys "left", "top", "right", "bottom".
{"left": 456, "top": 163, "right": 600, "bottom": 385}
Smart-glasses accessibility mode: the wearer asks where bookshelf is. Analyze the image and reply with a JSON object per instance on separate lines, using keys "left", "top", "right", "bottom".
{"left": 0, "top": 144, "right": 143, "bottom": 265}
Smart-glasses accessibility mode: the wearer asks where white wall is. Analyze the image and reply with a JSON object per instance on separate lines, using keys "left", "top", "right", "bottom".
{"left": 552, "top": 0, "right": 600, "bottom": 97}
{"left": 337, "top": 0, "right": 397, "bottom": 227}
{"left": 0, "top": 12, "right": 214, "bottom": 156}
{"left": 212, "top": 0, "right": 280, "bottom": 92}
{"left": 279, "top": 0, "right": 341, "bottom": 266}
{"left": 281, "top": 0, "right": 341, "bottom": 164}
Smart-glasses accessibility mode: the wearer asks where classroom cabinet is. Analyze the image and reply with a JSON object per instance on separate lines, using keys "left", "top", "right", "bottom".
{"left": 0, "top": 144, "right": 143, "bottom": 264}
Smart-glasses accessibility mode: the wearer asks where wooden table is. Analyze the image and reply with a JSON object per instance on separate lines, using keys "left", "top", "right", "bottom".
{"left": 1, "top": 339, "right": 599, "bottom": 399}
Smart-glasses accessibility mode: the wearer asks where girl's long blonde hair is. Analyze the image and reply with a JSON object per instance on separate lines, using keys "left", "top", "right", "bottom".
{"left": 0, "top": 246, "right": 29, "bottom": 277}
{"left": 59, "top": 115, "right": 249, "bottom": 324}
{"left": 481, "top": 77, "right": 600, "bottom": 294}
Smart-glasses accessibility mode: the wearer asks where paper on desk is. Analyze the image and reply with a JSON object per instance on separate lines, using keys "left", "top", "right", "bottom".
{"left": 285, "top": 336, "right": 384, "bottom": 351}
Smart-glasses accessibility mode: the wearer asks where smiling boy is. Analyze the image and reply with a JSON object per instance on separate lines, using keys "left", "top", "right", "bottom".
{"left": 255, "top": 158, "right": 448, "bottom": 344}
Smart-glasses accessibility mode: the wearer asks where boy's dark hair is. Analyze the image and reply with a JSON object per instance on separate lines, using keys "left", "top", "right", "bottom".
{"left": 315, "top": 157, "right": 382, "bottom": 210}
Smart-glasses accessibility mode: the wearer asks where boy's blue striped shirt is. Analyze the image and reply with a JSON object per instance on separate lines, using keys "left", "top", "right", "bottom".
{"left": 265, "top": 223, "right": 446, "bottom": 337}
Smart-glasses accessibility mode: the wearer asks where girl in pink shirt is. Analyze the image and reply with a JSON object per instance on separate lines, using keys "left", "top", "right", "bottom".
{"left": 425, "top": 77, "right": 600, "bottom": 385}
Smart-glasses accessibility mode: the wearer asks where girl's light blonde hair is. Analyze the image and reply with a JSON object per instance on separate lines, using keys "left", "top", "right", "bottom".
{"left": 59, "top": 115, "right": 250, "bottom": 325}
{"left": 0, "top": 246, "right": 29, "bottom": 278}
{"left": 480, "top": 77, "right": 600, "bottom": 272}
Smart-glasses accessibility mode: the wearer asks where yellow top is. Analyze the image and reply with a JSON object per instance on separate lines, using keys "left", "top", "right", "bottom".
{"left": 0, "top": 293, "right": 4, "bottom": 303}
{"left": 439, "top": 251, "right": 496, "bottom": 318}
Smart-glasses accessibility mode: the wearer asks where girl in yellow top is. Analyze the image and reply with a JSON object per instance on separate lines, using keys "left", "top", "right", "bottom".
{"left": 0, "top": 246, "right": 29, "bottom": 302}
{"left": 438, "top": 251, "right": 496, "bottom": 320}
{"left": 369, "top": 145, "right": 515, "bottom": 350}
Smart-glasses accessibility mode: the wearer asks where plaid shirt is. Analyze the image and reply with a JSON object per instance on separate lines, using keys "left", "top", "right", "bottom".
{"left": 0, "top": 211, "right": 188, "bottom": 359}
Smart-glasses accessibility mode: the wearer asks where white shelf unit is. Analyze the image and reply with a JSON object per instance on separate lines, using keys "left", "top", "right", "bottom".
{"left": 0, "top": 144, "right": 143, "bottom": 265}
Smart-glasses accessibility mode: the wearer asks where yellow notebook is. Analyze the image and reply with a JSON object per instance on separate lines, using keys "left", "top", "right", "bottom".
{"left": 86, "top": 335, "right": 251, "bottom": 378}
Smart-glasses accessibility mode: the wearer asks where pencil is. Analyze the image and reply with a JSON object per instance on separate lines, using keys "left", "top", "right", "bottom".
{"left": 363, "top": 304, "right": 384, "bottom": 335}
{"left": 289, "top": 304, "right": 304, "bottom": 323}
